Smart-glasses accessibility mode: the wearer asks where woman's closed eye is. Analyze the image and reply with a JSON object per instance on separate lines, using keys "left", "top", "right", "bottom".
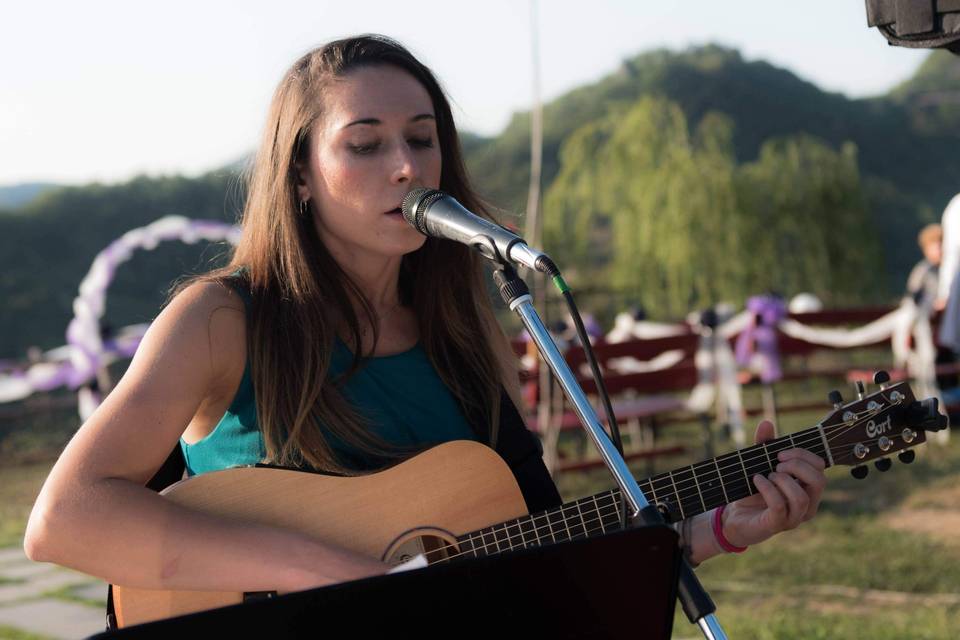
{"left": 348, "top": 141, "right": 380, "bottom": 155}
{"left": 408, "top": 137, "right": 434, "bottom": 149}
{"left": 347, "top": 137, "right": 434, "bottom": 156}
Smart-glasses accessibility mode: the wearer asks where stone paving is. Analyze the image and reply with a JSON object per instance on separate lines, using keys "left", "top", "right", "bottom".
{"left": 0, "top": 546, "right": 106, "bottom": 639}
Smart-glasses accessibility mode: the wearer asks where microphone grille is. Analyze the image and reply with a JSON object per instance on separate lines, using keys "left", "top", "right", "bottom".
{"left": 401, "top": 188, "right": 444, "bottom": 232}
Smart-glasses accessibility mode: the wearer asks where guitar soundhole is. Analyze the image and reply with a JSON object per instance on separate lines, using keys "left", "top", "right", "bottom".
{"left": 383, "top": 529, "right": 459, "bottom": 566}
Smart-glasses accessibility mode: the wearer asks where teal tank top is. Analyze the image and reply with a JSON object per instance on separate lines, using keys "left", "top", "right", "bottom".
{"left": 180, "top": 287, "right": 477, "bottom": 475}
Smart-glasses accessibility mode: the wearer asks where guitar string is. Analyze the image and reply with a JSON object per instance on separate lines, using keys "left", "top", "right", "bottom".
{"left": 419, "top": 400, "right": 914, "bottom": 564}
{"left": 643, "top": 405, "right": 884, "bottom": 503}
{"left": 643, "top": 430, "right": 911, "bottom": 511}
{"left": 627, "top": 391, "right": 909, "bottom": 508}
{"left": 611, "top": 426, "right": 904, "bottom": 519}
{"left": 446, "top": 439, "right": 804, "bottom": 559}
{"left": 651, "top": 403, "right": 905, "bottom": 507}
{"left": 421, "top": 500, "right": 625, "bottom": 564}
{"left": 443, "top": 492, "right": 620, "bottom": 557}
{"left": 438, "top": 429, "right": 913, "bottom": 562}
{"left": 822, "top": 394, "right": 913, "bottom": 447}
{"left": 638, "top": 428, "right": 830, "bottom": 507}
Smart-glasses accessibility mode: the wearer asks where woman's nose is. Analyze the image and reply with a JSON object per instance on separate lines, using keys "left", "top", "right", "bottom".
{"left": 390, "top": 142, "right": 419, "bottom": 184}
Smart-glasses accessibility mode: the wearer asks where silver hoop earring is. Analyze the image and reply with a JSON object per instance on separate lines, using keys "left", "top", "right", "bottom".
{"left": 299, "top": 199, "right": 309, "bottom": 216}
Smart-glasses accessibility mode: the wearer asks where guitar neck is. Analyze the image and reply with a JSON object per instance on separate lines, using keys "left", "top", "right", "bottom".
{"left": 454, "top": 424, "right": 832, "bottom": 558}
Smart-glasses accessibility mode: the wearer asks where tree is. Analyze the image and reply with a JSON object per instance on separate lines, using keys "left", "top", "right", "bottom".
{"left": 543, "top": 96, "right": 882, "bottom": 316}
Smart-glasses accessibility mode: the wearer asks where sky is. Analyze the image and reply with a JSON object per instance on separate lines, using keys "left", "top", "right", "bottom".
{"left": 0, "top": 0, "right": 928, "bottom": 186}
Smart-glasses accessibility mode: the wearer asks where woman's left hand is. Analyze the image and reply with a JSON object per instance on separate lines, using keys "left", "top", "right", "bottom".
{"left": 720, "top": 420, "right": 827, "bottom": 548}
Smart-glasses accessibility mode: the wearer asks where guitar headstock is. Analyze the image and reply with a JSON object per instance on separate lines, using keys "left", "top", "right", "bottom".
{"left": 819, "top": 372, "right": 948, "bottom": 478}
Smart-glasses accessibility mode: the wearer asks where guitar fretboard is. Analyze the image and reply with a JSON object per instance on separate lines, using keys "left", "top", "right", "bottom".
{"left": 454, "top": 424, "right": 831, "bottom": 558}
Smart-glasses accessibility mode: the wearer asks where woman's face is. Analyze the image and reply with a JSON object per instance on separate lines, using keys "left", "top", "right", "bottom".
{"left": 297, "top": 65, "right": 441, "bottom": 267}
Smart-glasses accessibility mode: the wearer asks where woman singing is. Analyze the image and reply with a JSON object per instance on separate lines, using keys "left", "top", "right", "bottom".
{"left": 25, "top": 35, "right": 826, "bottom": 597}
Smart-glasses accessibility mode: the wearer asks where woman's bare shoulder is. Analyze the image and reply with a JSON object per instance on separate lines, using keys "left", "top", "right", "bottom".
{"left": 161, "top": 280, "right": 248, "bottom": 379}
{"left": 168, "top": 279, "right": 246, "bottom": 319}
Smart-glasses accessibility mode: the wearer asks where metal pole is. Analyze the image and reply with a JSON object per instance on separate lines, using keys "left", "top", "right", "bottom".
{"left": 508, "top": 292, "right": 728, "bottom": 639}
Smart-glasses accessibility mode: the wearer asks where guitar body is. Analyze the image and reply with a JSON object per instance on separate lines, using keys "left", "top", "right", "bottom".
{"left": 113, "top": 440, "right": 527, "bottom": 627}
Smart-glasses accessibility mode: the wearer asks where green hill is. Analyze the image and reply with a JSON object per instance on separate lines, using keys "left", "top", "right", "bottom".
{"left": 1, "top": 45, "right": 959, "bottom": 358}
{"left": 467, "top": 45, "right": 959, "bottom": 294}
{"left": 470, "top": 46, "right": 959, "bottom": 208}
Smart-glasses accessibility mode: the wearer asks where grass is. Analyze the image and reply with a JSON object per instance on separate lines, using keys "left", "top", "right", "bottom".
{"left": 672, "top": 593, "right": 960, "bottom": 640}
{"left": 0, "top": 627, "right": 53, "bottom": 640}
{"left": 0, "top": 462, "right": 53, "bottom": 549}
{"left": 39, "top": 585, "right": 106, "bottom": 609}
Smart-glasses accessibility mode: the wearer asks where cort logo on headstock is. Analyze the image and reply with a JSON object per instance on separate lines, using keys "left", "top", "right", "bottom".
{"left": 865, "top": 415, "right": 893, "bottom": 439}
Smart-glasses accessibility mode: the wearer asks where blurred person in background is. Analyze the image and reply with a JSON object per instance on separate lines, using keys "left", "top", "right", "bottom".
{"left": 906, "top": 223, "right": 942, "bottom": 314}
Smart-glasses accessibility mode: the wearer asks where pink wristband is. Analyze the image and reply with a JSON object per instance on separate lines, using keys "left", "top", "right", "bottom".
{"left": 713, "top": 505, "right": 747, "bottom": 553}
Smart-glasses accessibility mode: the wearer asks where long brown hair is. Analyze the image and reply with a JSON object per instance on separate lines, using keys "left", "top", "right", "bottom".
{"left": 194, "top": 35, "right": 519, "bottom": 473}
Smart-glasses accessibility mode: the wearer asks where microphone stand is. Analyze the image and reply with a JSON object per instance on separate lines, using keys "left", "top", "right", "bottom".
{"left": 493, "top": 263, "right": 728, "bottom": 640}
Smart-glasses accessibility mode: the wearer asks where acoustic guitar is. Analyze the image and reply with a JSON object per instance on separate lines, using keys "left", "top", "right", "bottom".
{"left": 112, "top": 379, "right": 947, "bottom": 627}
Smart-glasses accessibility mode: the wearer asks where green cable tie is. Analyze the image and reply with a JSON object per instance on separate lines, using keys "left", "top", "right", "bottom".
{"left": 552, "top": 275, "right": 570, "bottom": 294}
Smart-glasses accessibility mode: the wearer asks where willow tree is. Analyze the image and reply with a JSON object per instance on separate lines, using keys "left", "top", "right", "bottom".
{"left": 543, "top": 96, "right": 881, "bottom": 315}
{"left": 544, "top": 97, "right": 743, "bottom": 316}
{"left": 735, "top": 136, "right": 882, "bottom": 305}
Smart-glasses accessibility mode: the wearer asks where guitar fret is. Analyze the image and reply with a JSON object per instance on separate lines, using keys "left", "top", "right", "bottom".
{"left": 717, "top": 451, "right": 751, "bottom": 503}
{"left": 672, "top": 466, "right": 701, "bottom": 519}
{"left": 667, "top": 471, "right": 685, "bottom": 519}
{"left": 505, "top": 521, "right": 522, "bottom": 551}
{"left": 646, "top": 478, "right": 659, "bottom": 505}
{"left": 458, "top": 533, "right": 476, "bottom": 558}
{"left": 547, "top": 507, "right": 568, "bottom": 543}
{"left": 519, "top": 514, "right": 538, "bottom": 547}
{"left": 761, "top": 442, "right": 774, "bottom": 471}
{"left": 611, "top": 492, "right": 623, "bottom": 528}
{"left": 541, "top": 512, "right": 556, "bottom": 543}
{"left": 735, "top": 448, "right": 750, "bottom": 486}
{"left": 764, "top": 435, "right": 794, "bottom": 478}
{"left": 816, "top": 424, "right": 835, "bottom": 467}
{"left": 691, "top": 466, "right": 706, "bottom": 512}
{"left": 740, "top": 444, "right": 765, "bottom": 477}
{"left": 493, "top": 522, "right": 510, "bottom": 552}
{"left": 606, "top": 491, "right": 623, "bottom": 531}
{"left": 592, "top": 494, "right": 607, "bottom": 534}
{"left": 713, "top": 457, "right": 730, "bottom": 503}
{"left": 481, "top": 526, "right": 497, "bottom": 555}
{"left": 489, "top": 526, "right": 501, "bottom": 554}
{"left": 573, "top": 499, "right": 589, "bottom": 539}
{"left": 512, "top": 519, "right": 527, "bottom": 549}
{"left": 693, "top": 460, "right": 722, "bottom": 512}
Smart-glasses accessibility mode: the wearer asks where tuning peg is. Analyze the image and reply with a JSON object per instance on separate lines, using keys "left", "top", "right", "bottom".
{"left": 898, "top": 450, "right": 916, "bottom": 464}
{"left": 828, "top": 390, "right": 843, "bottom": 408}
{"left": 874, "top": 458, "right": 892, "bottom": 472}
{"left": 854, "top": 380, "right": 866, "bottom": 400}
{"left": 851, "top": 465, "right": 869, "bottom": 480}
{"left": 873, "top": 370, "right": 890, "bottom": 389}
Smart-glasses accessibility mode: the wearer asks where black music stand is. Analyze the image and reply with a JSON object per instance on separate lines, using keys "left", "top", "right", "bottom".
{"left": 90, "top": 524, "right": 680, "bottom": 640}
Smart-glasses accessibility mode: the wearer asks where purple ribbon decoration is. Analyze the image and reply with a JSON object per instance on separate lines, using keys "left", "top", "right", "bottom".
{"left": 735, "top": 294, "right": 787, "bottom": 384}
{"left": 0, "top": 216, "right": 239, "bottom": 409}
